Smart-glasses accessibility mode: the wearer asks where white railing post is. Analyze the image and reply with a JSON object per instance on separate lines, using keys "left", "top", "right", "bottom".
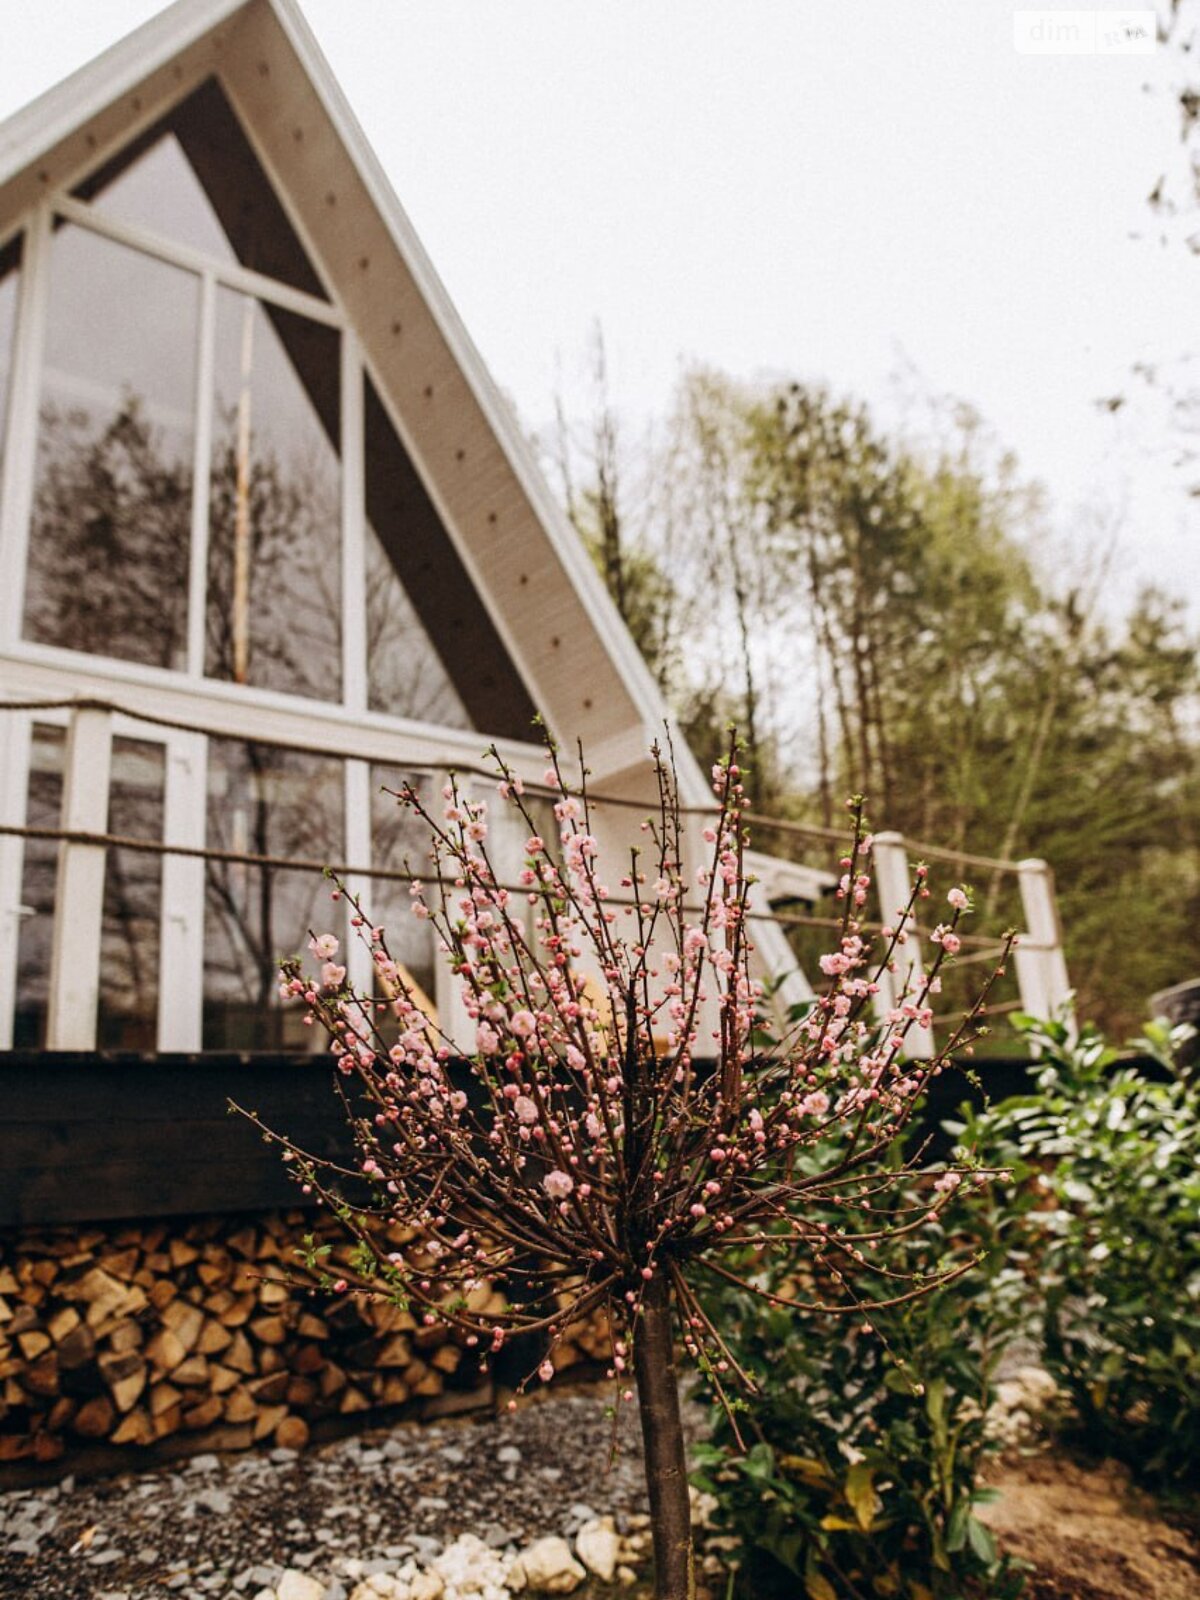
{"left": 46, "top": 706, "right": 112, "bottom": 1050}
{"left": 1014, "top": 857, "right": 1074, "bottom": 1038}
{"left": 343, "top": 757, "right": 375, "bottom": 1000}
{"left": 870, "top": 831, "right": 934, "bottom": 1059}
{"left": 433, "top": 771, "right": 474, "bottom": 1056}
{"left": 157, "top": 730, "right": 207, "bottom": 1052}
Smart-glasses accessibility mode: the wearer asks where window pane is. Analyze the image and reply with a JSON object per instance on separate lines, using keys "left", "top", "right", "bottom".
{"left": 206, "top": 292, "right": 341, "bottom": 701}
{"left": 85, "top": 132, "right": 238, "bottom": 264}
{"left": 0, "top": 235, "right": 21, "bottom": 496}
{"left": 370, "top": 769, "right": 438, "bottom": 1016}
{"left": 366, "top": 521, "right": 472, "bottom": 726}
{"left": 13, "top": 724, "right": 64, "bottom": 1050}
{"left": 202, "top": 738, "right": 344, "bottom": 1051}
{"left": 23, "top": 224, "right": 197, "bottom": 669}
{"left": 363, "top": 375, "right": 537, "bottom": 738}
{"left": 75, "top": 79, "right": 328, "bottom": 300}
{"left": 97, "top": 738, "right": 165, "bottom": 1051}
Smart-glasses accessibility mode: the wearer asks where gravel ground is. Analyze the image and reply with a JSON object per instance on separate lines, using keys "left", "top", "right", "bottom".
{"left": 0, "top": 1391, "right": 663, "bottom": 1600}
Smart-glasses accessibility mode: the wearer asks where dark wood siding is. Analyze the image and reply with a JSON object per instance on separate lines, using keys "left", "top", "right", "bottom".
{"left": 0, "top": 1052, "right": 354, "bottom": 1226}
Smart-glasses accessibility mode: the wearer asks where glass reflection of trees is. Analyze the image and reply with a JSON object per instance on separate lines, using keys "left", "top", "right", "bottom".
{"left": 99, "top": 739, "right": 165, "bottom": 1050}
{"left": 203, "top": 738, "right": 344, "bottom": 1052}
{"left": 365, "top": 527, "right": 472, "bottom": 727}
{"left": 13, "top": 725, "right": 63, "bottom": 1050}
{"left": 369, "top": 768, "right": 438, "bottom": 1020}
{"left": 23, "top": 225, "right": 197, "bottom": 668}
{"left": 204, "top": 293, "right": 342, "bottom": 701}
{"left": 15, "top": 728, "right": 165, "bottom": 1051}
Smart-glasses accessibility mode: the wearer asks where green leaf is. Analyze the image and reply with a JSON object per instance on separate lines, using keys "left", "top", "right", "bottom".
{"left": 845, "top": 1462, "right": 878, "bottom": 1530}
{"left": 945, "top": 1498, "right": 970, "bottom": 1553}
{"left": 966, "top": 1515, "right": 997, "bottom": 1565}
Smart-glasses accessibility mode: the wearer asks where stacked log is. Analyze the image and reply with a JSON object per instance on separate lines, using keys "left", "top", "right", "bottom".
{"left": 550, "top": 1312, "right": 613, "bottom": 1373}
{"left": 0, "top": 1210, "right": 491, "bottom": 1466}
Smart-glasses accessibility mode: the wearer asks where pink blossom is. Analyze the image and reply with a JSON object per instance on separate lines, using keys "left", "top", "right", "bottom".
{"left": 320, "top": 962, "right": 347, "bottom": 988}
{"left": 510, "top": 1009, "right": 538, "bottom": 1038}
{"left": 543, "top": 1169, "right": 574, "bottom": 1201}
{"left": 309, "top": 933, "right": 339, "bottom": 962}
{"left": 475, "top": 1022, "right": 500, "bottom": 1054}
{"left": 941, "top": 931, "right": 962, "bottom": 956}
{"left": 514, "top": 1095, "right": 539, "bottom": 1125}
{"left": 947, "top": 887, "right": 970, "bottom": 911}
{"left": 819, "top": 952, "right": 852, "bottom": 977}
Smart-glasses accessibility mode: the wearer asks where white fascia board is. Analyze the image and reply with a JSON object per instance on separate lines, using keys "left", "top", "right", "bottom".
{"left": 263, "top": 0, "right": 712, "bottom": 809}
{"left": 0, "top": 0, "right": 248, "bottom": 190}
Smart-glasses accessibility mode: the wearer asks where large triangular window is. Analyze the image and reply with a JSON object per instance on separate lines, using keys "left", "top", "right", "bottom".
{"left": 20, "top": 76, "right": 537, "bottom": 740}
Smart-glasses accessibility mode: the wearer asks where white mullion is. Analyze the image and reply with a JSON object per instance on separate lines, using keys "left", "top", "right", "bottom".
{"left": 0, "top": 202, "right": 52, "bottom": 648}
{"left": 341, "top": 330, "right": 366, "bottom": 714}
{"left": 343, "top": 757, "right": 373, "bottom": 997}
{"left": 0, "top": 710, "right": 32, "bottom": 1049}
{"left": 186, "top": 271, "right": 217, "bottom": 679}
{"left": 51, "top": 196, "right": 344, "bottom": 329}
{"left": 158, "top": 729, "right": 208, "bottom": 1052}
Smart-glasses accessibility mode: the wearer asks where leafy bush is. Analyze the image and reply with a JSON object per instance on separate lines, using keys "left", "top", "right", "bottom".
{"left": 692, "top": 1130, "right": 1029, "bottom": 1600}
{"left": 959, "top": 1014, "right": 1200, "bottom": 1484}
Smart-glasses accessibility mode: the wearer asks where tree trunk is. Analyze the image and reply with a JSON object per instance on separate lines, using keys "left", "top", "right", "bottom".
{"left": 633, "top": 1271, "right": 695, "bottom": 1600}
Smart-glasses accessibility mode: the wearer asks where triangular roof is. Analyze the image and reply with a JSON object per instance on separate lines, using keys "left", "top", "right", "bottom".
{"left": 0, "top": 0, "right": 704, "bottom": 803}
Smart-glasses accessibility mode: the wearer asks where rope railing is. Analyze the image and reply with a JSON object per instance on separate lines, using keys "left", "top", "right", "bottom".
{"left": 0, "top": 695, "right": 1070, "bottom": 1052}
{"left": 0, "top": 820, "right": 1057, "bottom": 953}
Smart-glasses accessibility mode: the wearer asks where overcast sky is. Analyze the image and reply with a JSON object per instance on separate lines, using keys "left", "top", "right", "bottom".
{"left": 2, "top": 0, "right": 1196, "bottom": 612}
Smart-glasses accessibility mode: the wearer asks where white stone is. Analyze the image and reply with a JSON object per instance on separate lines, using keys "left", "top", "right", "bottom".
{"left": 575, "top": 1517, "right": 619, "bottom": 1584}
{"left": 511, "top": 1536, "right": 586, "bottom": 1594}
{"left": 410, "top": 1572, "right": 445, "bottom": 1600}
{"left": 431, "top": 1534, "right": 514, "bottom": 1598}
{"left": 689, "top": 1487, "right": 719, "bottom": 1528}
{"left": 350, "top": 1578, "right": 404, "bottom": 1600}
{"left": 1014, "top": 1365, "right": 1059, "bottom": 1403}
{"left": 278, "top": 1575, "right": 327, "bottom": 1600}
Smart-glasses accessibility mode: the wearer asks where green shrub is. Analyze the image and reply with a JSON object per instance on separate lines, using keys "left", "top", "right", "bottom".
{"left": 692, "top": 1132, "right": 1029, "bottom": 1600}
{"left": 960, "top": 1014, "right": 1200, "bottom": 1484}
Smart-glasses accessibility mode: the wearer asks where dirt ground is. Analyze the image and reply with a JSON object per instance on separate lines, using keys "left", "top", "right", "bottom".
{"left": 981, "top": 1452, "right": 1200, "bottom": 1600}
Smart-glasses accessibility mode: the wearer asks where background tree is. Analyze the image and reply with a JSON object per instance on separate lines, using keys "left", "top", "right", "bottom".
{"left": 551, "top": 353, "right": 1199, "bottom": 1037}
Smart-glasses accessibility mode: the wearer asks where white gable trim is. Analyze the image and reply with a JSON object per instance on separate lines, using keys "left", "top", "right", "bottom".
{"left": 0, "top": 0, "right": 245, "bottom": 191}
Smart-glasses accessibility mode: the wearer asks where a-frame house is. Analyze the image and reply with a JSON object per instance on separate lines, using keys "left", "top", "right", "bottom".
{"left": 0, "top": 0, "right": 833, "bottom": 1466}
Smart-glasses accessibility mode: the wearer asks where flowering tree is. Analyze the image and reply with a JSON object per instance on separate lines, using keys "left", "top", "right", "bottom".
{"left": 262, "top": 739, "right": 1011, "bottom": 1600}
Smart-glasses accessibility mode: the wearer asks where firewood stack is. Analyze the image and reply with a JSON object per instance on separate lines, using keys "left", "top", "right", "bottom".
{"left": 0, "top": 1209, "right": 500, "bottom": 1466}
